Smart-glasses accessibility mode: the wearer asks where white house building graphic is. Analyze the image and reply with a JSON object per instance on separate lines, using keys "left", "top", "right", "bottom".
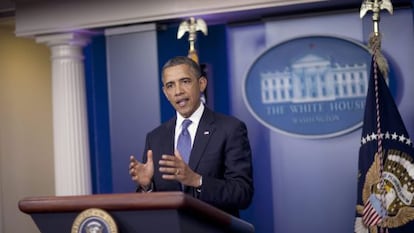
{"left": 261, "top": 54, "right": 369, "bottom": 104}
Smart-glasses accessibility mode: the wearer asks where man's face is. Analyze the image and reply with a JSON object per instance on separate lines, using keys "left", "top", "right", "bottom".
{"left": 162, "top": 64, "right": 207, "bottom": 118}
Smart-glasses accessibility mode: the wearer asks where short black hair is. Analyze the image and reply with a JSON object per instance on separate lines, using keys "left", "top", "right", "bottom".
{"left": 162, "top": 56, "right": 202, "bottom": 79}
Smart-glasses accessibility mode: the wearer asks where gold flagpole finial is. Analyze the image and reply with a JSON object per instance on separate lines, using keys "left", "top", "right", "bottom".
{"left": 360, "top": 0, "right": 393, "bottom": 36}
{"left": 360, "top": 0, "right": 393, "bottom": 77}
{"left": 177, "top": 17, "right": 208, "bottom": 64}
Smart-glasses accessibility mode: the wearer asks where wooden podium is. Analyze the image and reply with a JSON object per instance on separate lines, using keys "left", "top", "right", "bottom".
{"left": 18, "top": 191, "right": 255, "bottom": 233}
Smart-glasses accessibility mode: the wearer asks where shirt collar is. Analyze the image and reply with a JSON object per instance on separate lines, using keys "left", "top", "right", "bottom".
{"left": 176, "top": 103, "right": 204, "bottom": 127}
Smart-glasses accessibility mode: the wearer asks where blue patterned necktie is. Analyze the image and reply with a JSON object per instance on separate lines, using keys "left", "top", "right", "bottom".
{"left": 177, "top": 119, "right": 192, "bottom": 164}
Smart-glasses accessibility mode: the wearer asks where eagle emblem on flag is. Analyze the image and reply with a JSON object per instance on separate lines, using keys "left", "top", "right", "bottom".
{"left": 356, "top": 150, "right": 414, "bottom": 233}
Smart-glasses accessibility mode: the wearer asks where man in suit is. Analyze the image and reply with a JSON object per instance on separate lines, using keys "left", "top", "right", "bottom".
{"left": 129, "top": 56, "right": 253, "bottom": 216}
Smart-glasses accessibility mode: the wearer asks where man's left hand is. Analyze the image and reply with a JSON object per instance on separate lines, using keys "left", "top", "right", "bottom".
{"left": 158, "top": 150, "right": 201, "bottom": 187}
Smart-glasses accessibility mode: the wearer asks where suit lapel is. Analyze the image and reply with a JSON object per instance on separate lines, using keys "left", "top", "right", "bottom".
{"left": 188, "top": 108, "right": 216, "bottom": 170}
{"left": 164, "top": 118, "right": 176, "bottom": 154}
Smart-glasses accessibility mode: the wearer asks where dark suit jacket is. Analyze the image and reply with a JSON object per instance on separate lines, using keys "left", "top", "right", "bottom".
{"left": 142, "top": 107, "right": 254, "bottom": 216}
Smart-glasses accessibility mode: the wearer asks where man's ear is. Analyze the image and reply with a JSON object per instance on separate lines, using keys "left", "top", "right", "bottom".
{"left": 162, "top": 86, "right": 168, "bottom": 100}
{"left": 199, "top": 76, "right": 207, "bottom": 92}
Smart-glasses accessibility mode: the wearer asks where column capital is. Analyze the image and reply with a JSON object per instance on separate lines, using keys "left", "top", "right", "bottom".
{"left": 36, "top": 32, "right": 91, "bottom": 47}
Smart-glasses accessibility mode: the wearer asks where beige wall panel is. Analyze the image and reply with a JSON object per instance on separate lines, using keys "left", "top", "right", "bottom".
{"left": 0, "top": 19, "right": 54, "bottom": 233}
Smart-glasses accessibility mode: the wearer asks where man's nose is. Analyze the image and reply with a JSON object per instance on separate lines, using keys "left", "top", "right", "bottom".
{"left": 174, "top": 83, "right": 184, "bottom": 95}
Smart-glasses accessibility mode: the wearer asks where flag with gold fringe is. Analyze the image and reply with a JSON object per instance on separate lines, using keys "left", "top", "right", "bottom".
{"left": 354, "top": 34, "right": 414, "bottom": 233}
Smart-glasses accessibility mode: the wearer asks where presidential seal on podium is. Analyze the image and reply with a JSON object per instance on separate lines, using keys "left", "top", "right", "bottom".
{"left": 71, "top": 208, "right": 118, "bottom": 233}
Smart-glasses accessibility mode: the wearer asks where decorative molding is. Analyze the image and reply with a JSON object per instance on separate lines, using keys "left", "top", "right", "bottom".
{"left": 14, "top": 0, "right": 324, "bottom": 37}
{"left": 104, "top": 23, "right": 156, "bottom": 36}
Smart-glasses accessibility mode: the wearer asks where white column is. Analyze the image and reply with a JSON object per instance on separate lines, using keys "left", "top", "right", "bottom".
{"left": 37, "top": 33, "right": 92, "bottom": 195}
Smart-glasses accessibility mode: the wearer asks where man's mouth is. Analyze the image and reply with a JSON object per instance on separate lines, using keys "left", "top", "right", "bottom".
{"left": 177, "top": 98, "right": 188, "bottom": 107}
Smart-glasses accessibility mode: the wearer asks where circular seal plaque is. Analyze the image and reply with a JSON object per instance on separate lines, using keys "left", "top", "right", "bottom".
{"left": 72, "top": 208, "right": 118, "bottom": 233}
{"left": 243, "top": 35, "right": 373, "bottom": 138}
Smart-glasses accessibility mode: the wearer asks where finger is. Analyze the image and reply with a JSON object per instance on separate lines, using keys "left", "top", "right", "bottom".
{"left": 129, "top": 155, "right": 140, "bottom": 173}
{"left": 174, "top": 149, "right": 183, "bottom": 161}
{"left": 147, "top": 150, "right": 153, "bottom": 163}
{"left": 130, "top": 155, "right": 139, "bottom": 168}
{"left": 130, "top": 155, "right": 136, "bottom": 163}
{"left": 159, "top": 166, "right": 178, "bottom": 174}
{"left": 159, "top": 159, "right": 176, "bottom": 167}
{"left": 162, "top": 174, "right": 177, "bottom": 180}
{"left": 161, "top": 154, "right": 176, "bottom": 161}
{"left": 129, "top": 166, "right": 136, "bottom": 175}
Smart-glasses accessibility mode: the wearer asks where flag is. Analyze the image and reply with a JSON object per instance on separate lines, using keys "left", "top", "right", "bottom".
{"left": 354, "top": 56, "right": 414, "bottom": 233}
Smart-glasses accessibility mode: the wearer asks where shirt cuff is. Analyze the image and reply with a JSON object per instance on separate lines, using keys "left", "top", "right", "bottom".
{"left": 136, "top": 182, "right": 153, "bottom": 193}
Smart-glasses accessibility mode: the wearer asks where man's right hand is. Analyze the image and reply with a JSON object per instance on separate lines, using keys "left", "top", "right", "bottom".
{"left": 129, "top": 150, "right": 154, "bottom": 189}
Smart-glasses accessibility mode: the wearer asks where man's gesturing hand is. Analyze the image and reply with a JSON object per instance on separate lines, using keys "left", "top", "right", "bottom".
{"left": 158, "top": 150, "right": 201, "bottom": 188}
{"left": 129, "top": 150, "right": 154, "bottom": 188}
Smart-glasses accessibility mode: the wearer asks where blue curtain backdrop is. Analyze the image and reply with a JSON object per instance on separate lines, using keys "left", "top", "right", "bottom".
{"left": 84, "top": 35, "right": 112, "bottom": 194}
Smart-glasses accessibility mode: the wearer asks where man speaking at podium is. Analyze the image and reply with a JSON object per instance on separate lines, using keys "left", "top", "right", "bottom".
{"left": 129, "top": 56, "right": 254, "bottom": 217}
